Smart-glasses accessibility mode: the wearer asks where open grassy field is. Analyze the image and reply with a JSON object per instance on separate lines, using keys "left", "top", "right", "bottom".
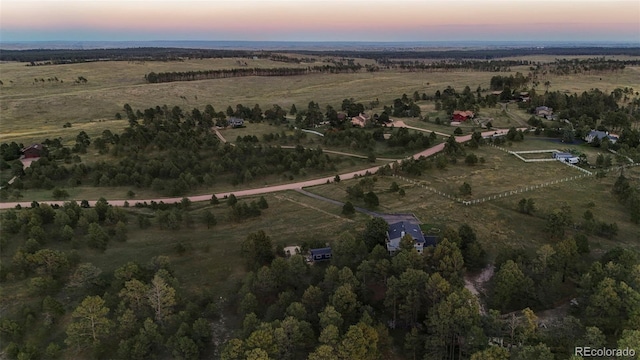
{"left": 417, "top": 148, "right": 585, "bottom": 199}
{"left": 3, "top": 56, "right": 638, "bottom": 145}
{"left": 504, "top": 136, "right": 613, "bottom": 164}
{"left": 306, "top": 143, "right": 588, "bottom": 204}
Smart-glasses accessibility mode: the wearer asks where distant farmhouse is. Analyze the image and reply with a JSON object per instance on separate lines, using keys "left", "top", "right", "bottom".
{"left": 519, "top": 92, "right": 530, "bottom": 102}
{"left": 452, "top": 110, "right": 474, "bottom": 122}
{"left": 535, "top": 106, "right": 553, "bottom": 118}
{"left": 351, "top": 113, "right": 370, "bottom": 128}
{"left": 585, "top": 130, "right": 619, "bottom": 144}
{"left": 386, "top": 221, "right": 437, "bottom": 255}
{"left": 21, "top": 144, "right": 43, "bottom": 159}
{"left": 309, "top": 247, "right": 332, "bottom": 262}
{"left": 227, "top": 117, "right": 244, "bottom": 128}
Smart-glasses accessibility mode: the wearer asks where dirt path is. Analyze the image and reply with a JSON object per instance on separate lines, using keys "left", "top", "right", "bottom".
{"left": 464, "top": 265, "right": 495, "bottom": 315}
{"left": 213, "top": 128, "right": 228, "bottom": 143}
{"left": 0, "top": 127, "right": 515, "bottom": 209}
{"left": 294, "top": 189, "right": 382, "bottom": 217}
{"left": 389, "top": 120, "right": 451, "bottom": 137}
{"left": 280, "top": 146, "right": 400, "bottom": 162}
{"left": 273, "top": 193, "right": 354, "bottom": 222}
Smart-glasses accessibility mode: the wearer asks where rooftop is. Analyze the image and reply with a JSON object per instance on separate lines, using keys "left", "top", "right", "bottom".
{"left": 310, "top": 247, "right": 332, "bottom": 256}
{"left": 388, "top": 221, "right": 426, "bottom": 243}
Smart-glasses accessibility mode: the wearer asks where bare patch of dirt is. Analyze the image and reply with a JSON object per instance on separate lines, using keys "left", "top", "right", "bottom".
{"left": 464, "top": 265, "right": 495, "bottom": 315}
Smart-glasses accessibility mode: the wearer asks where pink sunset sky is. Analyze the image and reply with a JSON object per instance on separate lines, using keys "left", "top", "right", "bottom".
{"left": 1, "top": 0, "right": 639, "bottom": 42}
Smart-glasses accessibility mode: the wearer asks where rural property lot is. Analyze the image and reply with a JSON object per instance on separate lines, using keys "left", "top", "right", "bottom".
{"left": 408, "top": 145, "right": 586, "bottom": 199}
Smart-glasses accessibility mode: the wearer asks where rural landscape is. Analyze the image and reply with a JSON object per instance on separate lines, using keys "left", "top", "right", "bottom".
{"left": 1, "top": 43, "right": 639, "bottom": 360}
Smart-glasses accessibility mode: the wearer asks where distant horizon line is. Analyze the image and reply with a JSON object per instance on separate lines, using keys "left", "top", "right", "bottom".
{"left": 3, "top": 39, "right": 638, "bottom": 43}
{"left": 2, "top": 39, "right": 638, "bottom": 51}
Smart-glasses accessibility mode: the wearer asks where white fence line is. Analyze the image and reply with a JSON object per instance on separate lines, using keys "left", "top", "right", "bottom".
{"left": 392, "top": 159, "right": 639, "bottom": 206}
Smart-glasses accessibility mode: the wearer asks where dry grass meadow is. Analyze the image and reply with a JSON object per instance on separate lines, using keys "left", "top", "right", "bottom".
{"left": 3, "top": 56, "right": 638, "bottom": 144}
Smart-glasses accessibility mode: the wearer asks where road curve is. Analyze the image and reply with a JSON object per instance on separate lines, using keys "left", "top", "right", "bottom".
{"left": 0, "top": 128, "right": 514, "bottom": 209}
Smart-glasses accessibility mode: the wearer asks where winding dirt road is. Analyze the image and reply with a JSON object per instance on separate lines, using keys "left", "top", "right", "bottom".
{"left": 0, "top": 128, "right": 514, "bottom": 209}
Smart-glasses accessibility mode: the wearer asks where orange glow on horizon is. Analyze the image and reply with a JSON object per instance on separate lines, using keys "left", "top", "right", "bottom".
{"left": 2, "top": 0, "right": 638, "bottom": 41}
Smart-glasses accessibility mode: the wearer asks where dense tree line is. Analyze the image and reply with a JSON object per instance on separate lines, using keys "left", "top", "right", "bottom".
{"left": 145, "top": 63, "right": 362, "bottom": 83}
{"left": 433, "top": 86, "right": 479, "bottom": 115}
{"left": 533, "top": 58, "right": 640, "bottom": 77}
{"left": 0, "top": 48, "right": 262, "bottom": 63}
{"left": 378, "top": 59, "right": 528, "bottom": 72}
{"left": 289, "top": 47, "right": 640, "bottom": 61}
{"left": 611, "top": 172, "right": 640, "bottom": 224}
{"left": 490, "top": 73, "right": 530, "bottom": 90}
{"left": 4, "top": 47, "right": 640, "bottom": 64}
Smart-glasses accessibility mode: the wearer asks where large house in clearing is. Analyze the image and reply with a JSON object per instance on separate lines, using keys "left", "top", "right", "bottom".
{"left": 585, "top": 130, "right": 619, "bottom": 144}
{"left": 535, "top": 106, "right": 553, "bottom": 118}
{"left": 386, "top": 221, "right": 437, "bottom": 254}
{"left": 351, "top": 113, "right": 370, "bottom": 128}
{"left": 452, "top": 110, "right": 474, "bottom": 122}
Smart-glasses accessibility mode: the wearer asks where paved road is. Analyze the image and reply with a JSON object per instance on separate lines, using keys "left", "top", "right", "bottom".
{"left": 0, "top": 128, "right": 514, "bottom": 209}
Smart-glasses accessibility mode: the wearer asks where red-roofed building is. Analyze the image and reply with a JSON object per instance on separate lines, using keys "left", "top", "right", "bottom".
{"left": 21, "top": 144, "right": 43, "bottom": 159}
{"left": 452, "top": 110, "right": 474, "bottom": 122}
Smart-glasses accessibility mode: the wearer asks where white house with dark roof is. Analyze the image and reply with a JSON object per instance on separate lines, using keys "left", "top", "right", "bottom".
{"left": 386, "top": 221, "right": 427, "bottom": 254}
{"left": 227, "top": 117, "right": 244, "bottom": 128}
{"left": 585, "top": 130, "right": 618, "bottom": 144}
